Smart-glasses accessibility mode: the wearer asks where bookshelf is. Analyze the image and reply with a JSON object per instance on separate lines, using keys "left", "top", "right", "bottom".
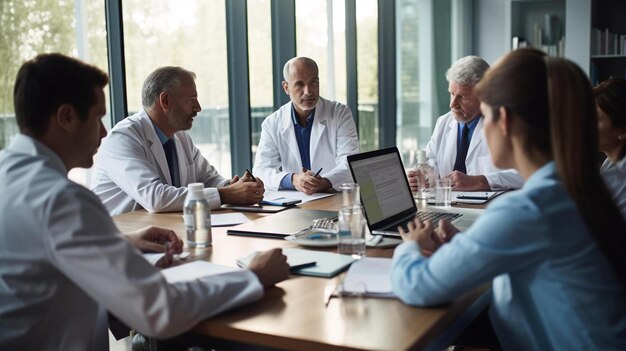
{"left": 508, "top": 0, "right": 566, "bottom": 56}
{"left": 590, "top": 0, "right": 626, "bottom": 85}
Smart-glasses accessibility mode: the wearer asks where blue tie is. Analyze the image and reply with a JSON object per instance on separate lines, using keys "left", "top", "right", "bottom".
{"left": 453, "top": 125, "right": 470, "bottom": 174}
{"left": 163, "top": 139, "right": 179, "bottom": 187}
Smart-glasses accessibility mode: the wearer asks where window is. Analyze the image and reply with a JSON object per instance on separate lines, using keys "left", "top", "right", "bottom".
{"left": 296, "top": 0, "right": 347, "bottom": 104}
{"left": 356, "top": 0, "right": 379, "bottom": 152}
{"left": 0, "top": 0, "right": 110, "bottom": 185}
{"left": 122, "top": 0, "right": 232, "bottom": 178}
{"left": 248, "top": 0, "right": 273, "bottom": 162}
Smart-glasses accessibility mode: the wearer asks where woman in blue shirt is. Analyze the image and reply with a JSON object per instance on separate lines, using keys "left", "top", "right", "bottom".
{"left": 391, "top": 48, "right": 626, "bottom": 350}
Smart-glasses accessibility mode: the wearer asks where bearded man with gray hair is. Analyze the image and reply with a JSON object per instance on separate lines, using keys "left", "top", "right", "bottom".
{"left": 408, "top": 56, "right": 523, "bottom": 191}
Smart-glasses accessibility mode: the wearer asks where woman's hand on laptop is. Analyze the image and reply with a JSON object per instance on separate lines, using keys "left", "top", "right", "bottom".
{"left": 434, "top": 220, "right": 460, "bottom": 243}
{"left": 399, "top": 219, "right": 444, "bottom": 257}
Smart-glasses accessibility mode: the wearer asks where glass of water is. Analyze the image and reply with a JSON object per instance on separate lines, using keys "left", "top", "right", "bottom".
{"left": 339, "top": 183, "right": 360, "bottom": 209}
{"left": 338, "top": 205, "right": 367, "bottom": 259}
{"left": 435, "top": 179, "right": 453, "bottom": 207}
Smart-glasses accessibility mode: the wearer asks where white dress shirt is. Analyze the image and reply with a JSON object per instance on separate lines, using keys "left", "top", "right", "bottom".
{"left": 92, "top": 110, "right": 230, "bottom": 216}
{"left": 601, "top": 156, "right": 626, "bottom": 220}
{"left": 253, "top": 97, "right": 359, "bottom": 191}
{"left": 425, "top": 112, "right": 523, "bottom": 190}
{"left": 0, "top": 134, "right": 263, "bottom": 351}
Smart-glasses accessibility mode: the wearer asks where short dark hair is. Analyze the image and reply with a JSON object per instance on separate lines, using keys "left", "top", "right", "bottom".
{"left": 594, "top": 78, "right": 626, "bottom": 159}
{"left": 13, "top": 53, "right": 109, "bottom": 137}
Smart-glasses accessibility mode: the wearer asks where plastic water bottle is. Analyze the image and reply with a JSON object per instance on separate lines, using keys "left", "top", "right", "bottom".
{"left": 413, "top": 150, "right": 435, "bottom": 200}
{"left": 183, "top": 183, "right": 212, "bottom": 247}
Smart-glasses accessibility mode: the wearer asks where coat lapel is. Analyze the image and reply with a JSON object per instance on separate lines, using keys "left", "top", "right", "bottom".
{"left": 309, "top": 98, "right": 327, "bottom": 169}
{"left": 280, "top": 103, "right": 304, "bottom": 169}
{"left": 467, "top": 117, "right": 485, "bottom": 160}
{"left": 138, "top": 111, "right": 172, "bottom": 185}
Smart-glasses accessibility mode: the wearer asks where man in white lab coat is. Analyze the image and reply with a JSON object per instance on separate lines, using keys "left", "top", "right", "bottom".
{"left": 0, "top": 54, "right": 290, "bottom": 350}
{"left": 92, "top": 66, "right": 264, "bottom": 216}
{"left": 253, "top": 57, "right": 359, "bottom": 195}
{"left": 408, "top": 56, "right": 523, "bottom": 191}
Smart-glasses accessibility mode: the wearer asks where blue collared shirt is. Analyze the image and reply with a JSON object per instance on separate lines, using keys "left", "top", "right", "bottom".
{"left": 279, "top": 106, "right": 316, "bottom": 190}
{"left": 151, "top": 121, "right": 180, "bottom": 187}
{"left": 391, "top": 161, "right": 626, "bottom": 350}
{"left": 456, "top": 116, "right": 480, "bottom": 151}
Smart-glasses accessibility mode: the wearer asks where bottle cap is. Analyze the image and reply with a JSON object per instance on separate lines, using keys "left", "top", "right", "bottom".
{"left": 187, "top": 183, "right": 205, "bottom": 200}
{"left": 417, "top": 150, "right": 427, "bottom": 164}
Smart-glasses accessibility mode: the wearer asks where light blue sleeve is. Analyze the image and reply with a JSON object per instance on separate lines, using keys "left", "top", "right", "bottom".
{"left": 391, "top": 196, "right": 551, "bottom": 306}
{"left": 279, "top": 173, "right": 295, "bottom": 190}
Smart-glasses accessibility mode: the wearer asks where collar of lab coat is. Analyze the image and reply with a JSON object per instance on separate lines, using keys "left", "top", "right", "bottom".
{"left": 445, "top": 113, "right": 485, "bottom": 162}
{"left": 137, "top": 110, "right": 176, "bottom": 186}
{"left": 280, "top": 98, "right": 328, "bottom": 170}
{"left": 8, "top": 133, "right": 67, "bottom": 174}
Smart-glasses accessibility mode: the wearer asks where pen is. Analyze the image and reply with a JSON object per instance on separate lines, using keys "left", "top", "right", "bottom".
{"left": 245, "top": 168, "right": 256, "bottom": 180}
{"left": 313, "top": 167, "right": 323, "bottom": 177}
{"left": 456, "top": 196, "right": 489, "bottom": 200}
{"left": 307, "top": 233, "right": 334, "bottom": 240}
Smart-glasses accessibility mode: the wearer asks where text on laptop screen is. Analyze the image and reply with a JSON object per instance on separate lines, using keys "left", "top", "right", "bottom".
{"left": 350, "top": 153, "right": 415, "bottom": 225}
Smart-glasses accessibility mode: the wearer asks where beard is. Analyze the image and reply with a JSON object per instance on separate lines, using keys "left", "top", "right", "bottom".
{"left": 167, "top": 105, "right": 194, "bottom": 132}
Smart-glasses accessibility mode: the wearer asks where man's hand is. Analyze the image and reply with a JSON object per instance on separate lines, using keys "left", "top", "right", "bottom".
{"left": 398, "top": 219, "right": 449, "bottom": 257}
{"left": 292, "top": 168, "right": 332, "bottom": 195}
{"left": 444, "top": 171, "right": 490, "bottom": 191}
{"left": 219, "top": 174, "right": 265, "bottom": 205}
{"left": 248, "top": 248, "right": 290, "bottom": 288}
{"left": 124, "top": 226, "right": 183, "bottom": 267}
{"left": 406, "top": 169, "right": 424, "bottom": 193}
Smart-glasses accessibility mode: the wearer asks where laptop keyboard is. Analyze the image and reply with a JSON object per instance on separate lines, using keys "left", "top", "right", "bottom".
{"left": 395, "top": 211, "right": 462, "bottom": 232}
{"left": 416, "top": 211, "right": 462, "bottom": 224}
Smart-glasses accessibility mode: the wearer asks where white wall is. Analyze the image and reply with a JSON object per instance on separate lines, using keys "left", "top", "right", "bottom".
{"left": 473, "top": 0, "right": 508, "bottom": 65}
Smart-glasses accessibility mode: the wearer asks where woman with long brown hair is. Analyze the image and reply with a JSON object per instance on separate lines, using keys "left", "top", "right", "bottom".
{"left": 391, "top": 48, "right": 626, "bottom": 350}
{"left": 594, "top": 78, "right": 626, "bottom": 219}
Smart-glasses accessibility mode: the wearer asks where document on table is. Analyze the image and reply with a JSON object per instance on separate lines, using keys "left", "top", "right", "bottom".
{"left": 211, "top": 213, "right": 250, "bottom": 227}
{"left": 142, "top": 252, "right": 190, "bottom": 265}
{"left": 161, "top": 260, "right": 237, "bottom": 283}
{"left": 340, "top": 257, "right": 396, "bottom": 298}
{"left": 263, "top": 190, "right": 334, "bottom": 204}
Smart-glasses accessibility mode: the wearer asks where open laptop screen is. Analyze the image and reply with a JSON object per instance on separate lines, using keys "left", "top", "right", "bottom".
{"left": 348, "top": 147, "right": 416, "bottom": 227}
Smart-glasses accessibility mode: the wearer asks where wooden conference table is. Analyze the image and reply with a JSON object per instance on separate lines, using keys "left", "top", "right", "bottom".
{"left": 113, "top": 194, "right": 489, "bottom": 351}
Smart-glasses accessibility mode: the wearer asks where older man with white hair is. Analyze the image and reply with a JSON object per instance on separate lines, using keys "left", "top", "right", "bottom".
{"left": 408, "top": 56, "right": 523, "bottom": 191}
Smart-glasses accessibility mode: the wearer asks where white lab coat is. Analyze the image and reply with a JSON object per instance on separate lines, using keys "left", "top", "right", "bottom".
{"left": 253, "top": 97, "right": 359, "bottom": 190}
{"left": 92, "top": 110, "right": 230, "bottom": 216}
{"left": 0, "top": 134, "right": 263, "bottom": 351}
{"left": 425, "top": 112, "right": 523, "bottom": 190}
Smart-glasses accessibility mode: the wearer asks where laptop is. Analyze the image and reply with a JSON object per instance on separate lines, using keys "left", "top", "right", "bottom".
{"left": 347, "top": 147, "right": 478, "bottom": 237}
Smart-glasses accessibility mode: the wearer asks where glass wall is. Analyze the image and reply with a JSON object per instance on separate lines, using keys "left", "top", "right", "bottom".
{"left": 295, "top": 0, "right": 347, "bottom": 105}
{"left": 356, "top": 0, "right": 379, "bottom": 152}
{"left": 397, "top": 0, "right": 421, "bottom": 166}
{"left": 122, "top": 0, "right": 232, "bottom": 177}
{"left": 0, "top": 0, "right": 110, "bottom": 185}
{"left": 248, "top": 0, "right": 274, "bottom": 162}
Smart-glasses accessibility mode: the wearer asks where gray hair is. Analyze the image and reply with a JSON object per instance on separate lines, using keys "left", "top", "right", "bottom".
{"left": 282, "top": 57, "right": 318, "bottom": 81}
{"left": 445, "top": 56, "right": 489, "bottom": 86}
{"left": 141, "top": 66, "right": 196, "bottom": 109}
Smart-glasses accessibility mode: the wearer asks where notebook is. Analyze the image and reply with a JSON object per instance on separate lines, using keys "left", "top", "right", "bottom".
{"left": 237, "top": 248, "right": 356, "bottom": 278}
{"left": 347, "top": 147, "right": 476, "bottom": 237}
{"left": 338, "top": 257, "right": 396, "bottom": 298}
{"left": 226, "top": 209, "right": 338, "bottom": 239}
